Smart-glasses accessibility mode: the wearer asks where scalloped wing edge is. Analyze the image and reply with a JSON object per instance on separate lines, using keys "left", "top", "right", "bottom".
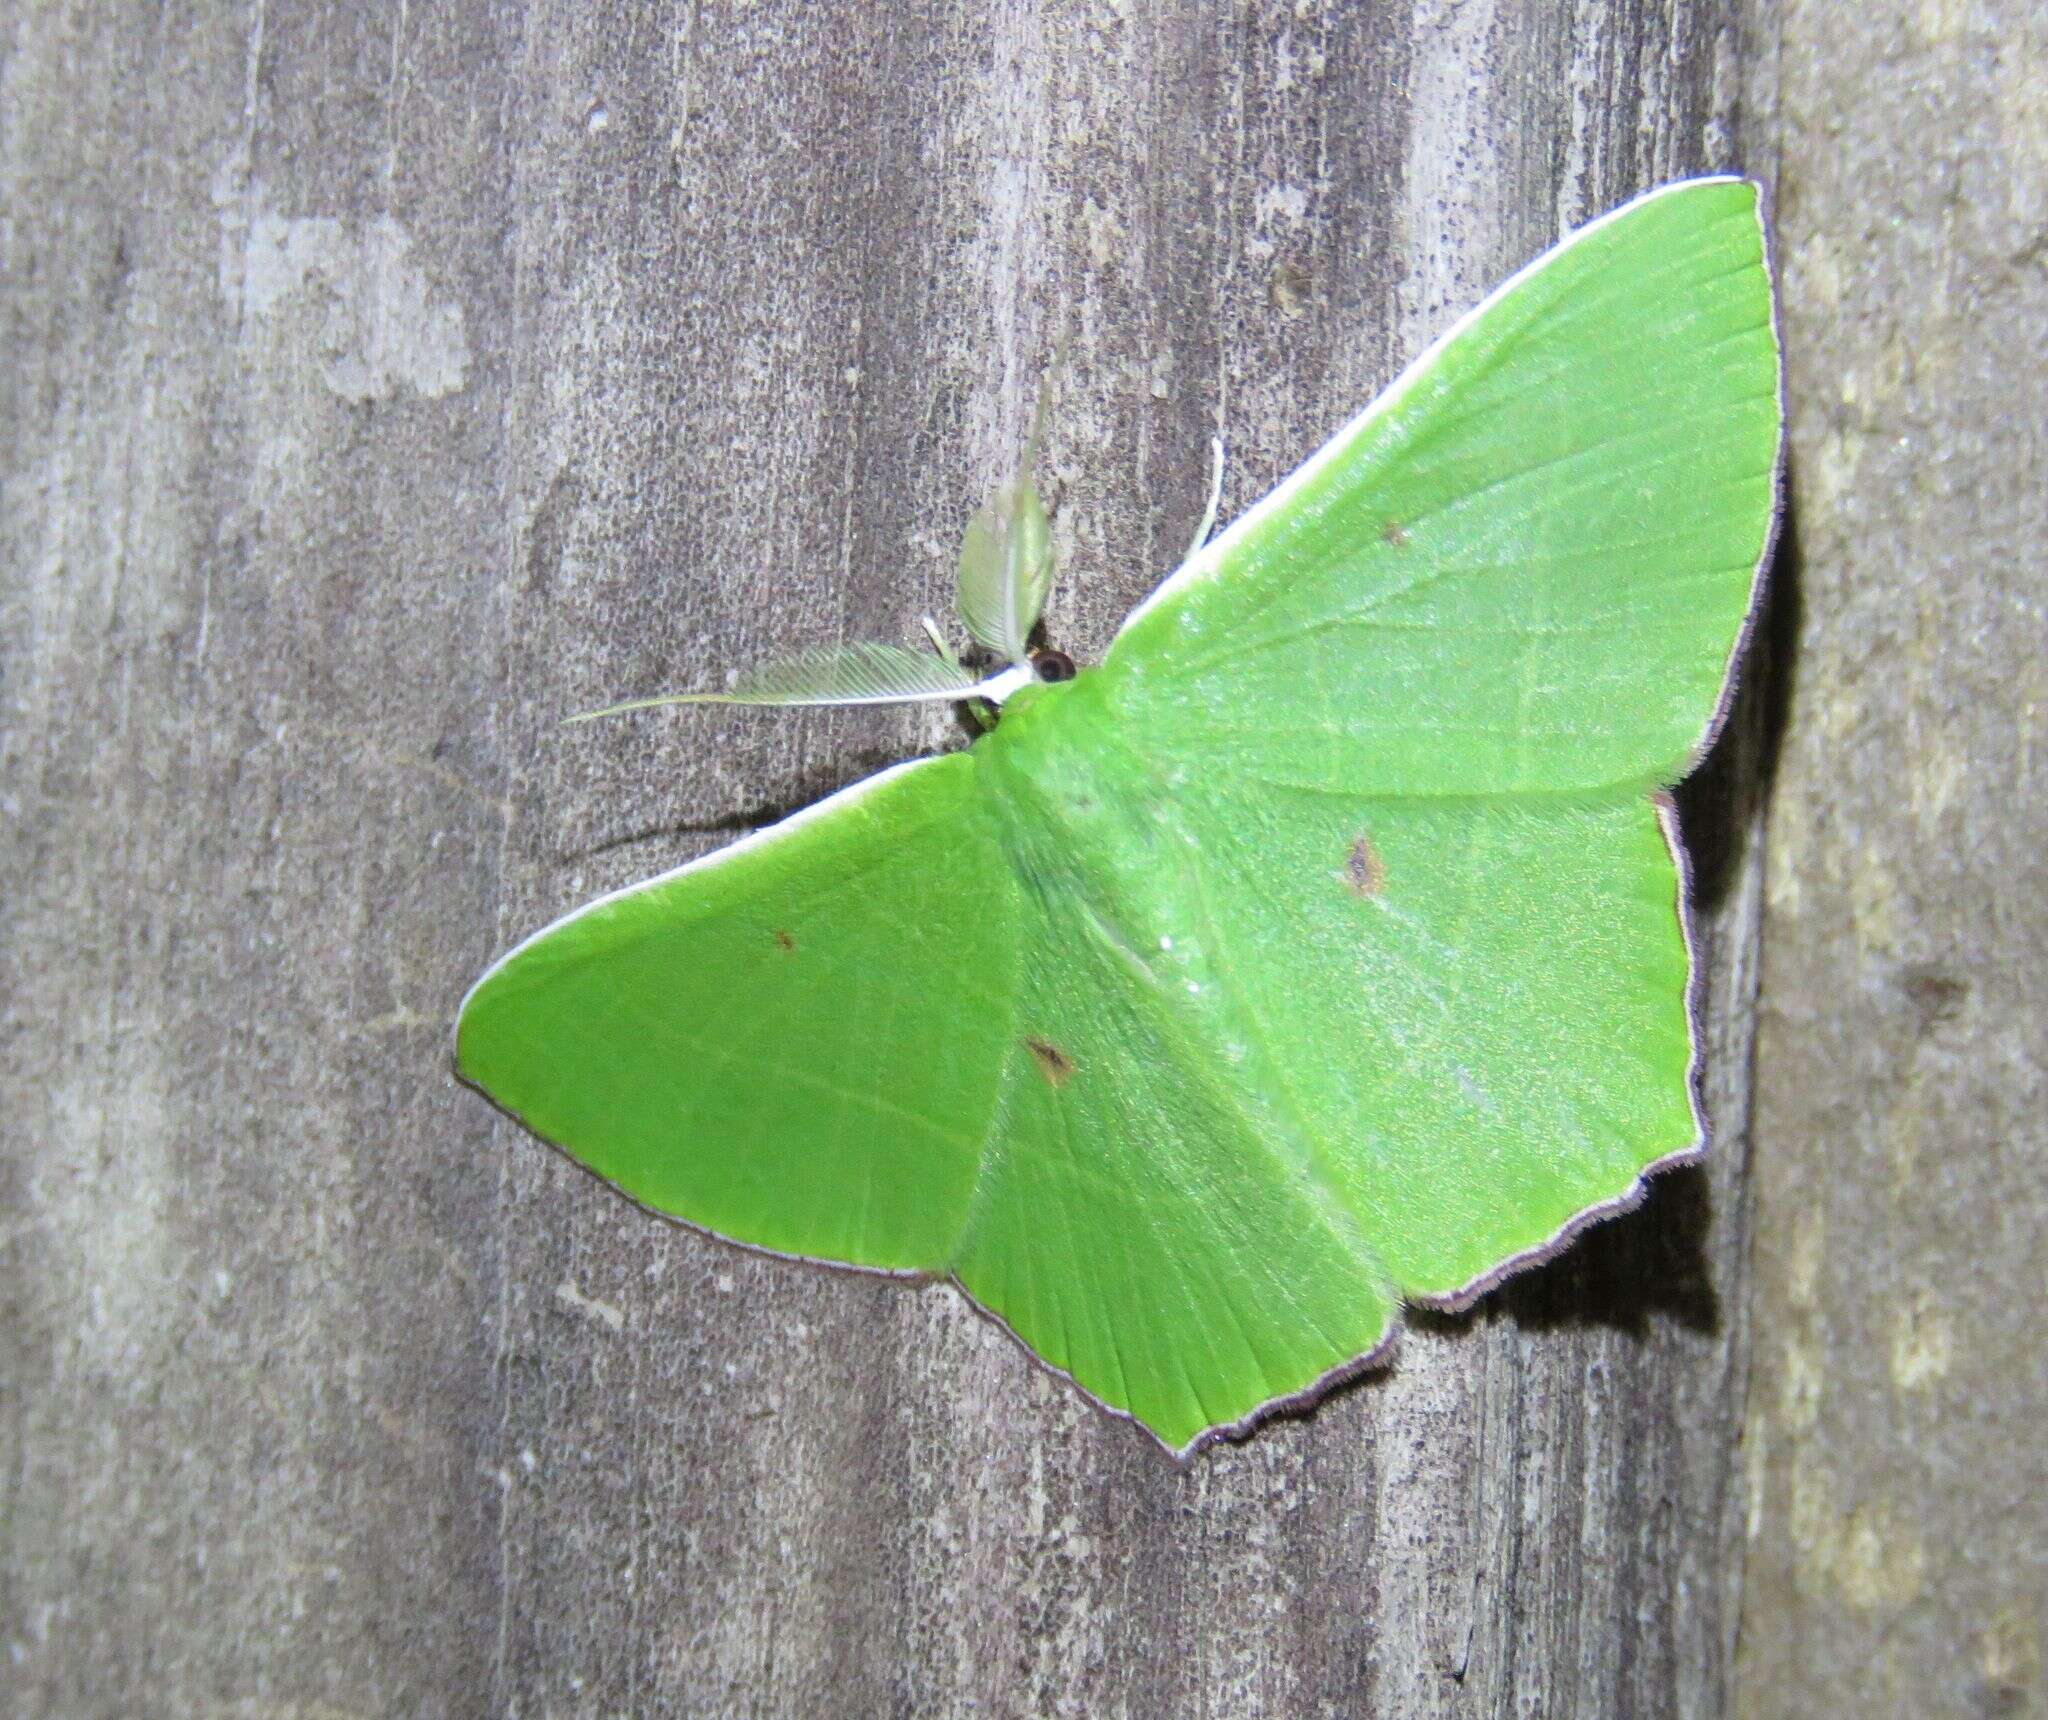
{"left": 462, "top": 782, "right": 1724, "bottom": 1464}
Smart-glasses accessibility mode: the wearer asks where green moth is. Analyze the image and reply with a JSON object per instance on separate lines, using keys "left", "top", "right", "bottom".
{"left": 458, "top": 177, "right": 1782, "bottom": 1456}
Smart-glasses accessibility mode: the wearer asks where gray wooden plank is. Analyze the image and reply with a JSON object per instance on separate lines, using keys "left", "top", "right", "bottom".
{"left": 0, "top": 2, "right": 522, "bottom": 1713}
{"left": 1, "top": 1, "right": 1775, "bottom": 1713}
{"left": 1734, "top": 1, "right": 2048, "bottom": 1713}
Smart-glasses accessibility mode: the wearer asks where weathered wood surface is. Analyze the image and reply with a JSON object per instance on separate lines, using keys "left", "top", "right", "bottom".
{"left": 1733, "top": 3, "right": 2048, "bottom": 1715}
{"left": 3, "top": 1, "right": 1809, "bottom": 1714}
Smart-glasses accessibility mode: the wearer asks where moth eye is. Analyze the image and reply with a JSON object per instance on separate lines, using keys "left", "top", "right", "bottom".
{"left": 1032, "top": 649, "right": 1076, "bottom": 683}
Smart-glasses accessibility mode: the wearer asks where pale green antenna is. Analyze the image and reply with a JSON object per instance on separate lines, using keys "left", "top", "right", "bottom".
{"left": 952, "top": 380, "right": 1054, "bottom": 670}
{"left": 569, "top": 379, "right": 1062, "bottom": 723}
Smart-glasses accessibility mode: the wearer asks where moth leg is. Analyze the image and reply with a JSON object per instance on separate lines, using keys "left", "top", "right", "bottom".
{"left": 920, "top": 614, "right": 963, "bottom": 670}
{"left": 1183, "top": 434, "right": 1225, "bottom": 563}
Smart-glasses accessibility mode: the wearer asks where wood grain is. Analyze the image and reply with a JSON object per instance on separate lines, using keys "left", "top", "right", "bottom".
{"left": 2, "top": 2, "right": 1790, "bottom": 1713}
{"left": 1735, "top": 2, "right": 2048, "bottom": 1714}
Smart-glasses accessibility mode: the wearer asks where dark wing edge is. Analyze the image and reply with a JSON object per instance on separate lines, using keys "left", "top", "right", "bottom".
{"left": 1405, "top": 179, "right": 1786, "bottom": 1306}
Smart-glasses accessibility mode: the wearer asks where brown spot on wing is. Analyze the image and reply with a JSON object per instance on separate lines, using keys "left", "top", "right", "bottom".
{"left": 1381, "top": 520, "right": 1408, "bottom": 547}
{"left": 1024, "top": 1037, "right": 1074, "bottom": 1087}
{"left": 1344, "top": 834, "right": 1385, "bottom": 898}
{"left": 773, "top": 929, "right": 796, "bottom": 952}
